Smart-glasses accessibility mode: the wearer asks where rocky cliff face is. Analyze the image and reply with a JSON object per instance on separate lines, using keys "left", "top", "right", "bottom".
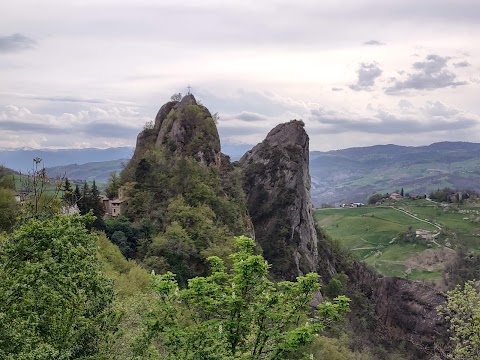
{"left": 240, "top": 120, "right": 447, "bottom": 357}
{"left": 123, "top": 95, "right": 221, "bottom": 181}
{"left": 347, "top": 262, "right": 447, "bottom": 357}
{"left": 155, "top": 95, "right": 221, "bottom": 167}
{"left": 240, "top": 120, "right": 321, "bottom": 280}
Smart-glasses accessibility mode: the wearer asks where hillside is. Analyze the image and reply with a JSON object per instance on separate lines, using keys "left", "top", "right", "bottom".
{"left": 0, "top": 147, "right": 133, "bottom": 172}
{"left": 6, "top": 142, "right": 480, "bottom": 203}
{"left": 310, "top": 141, "right": 480, "bottom": 207}
{"left": 315, "top": 199, "right": 480, "bottom": 284}
{"left": 45, "top": 159, "right": 127, "bottom": 183}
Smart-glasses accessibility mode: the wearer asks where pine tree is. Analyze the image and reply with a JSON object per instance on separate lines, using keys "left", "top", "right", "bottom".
{"left": 400, "top": 188, "right": 404, "bottom": 197}
{"left": 74, "top": 184, "right": 82, "bottom": 207}
{"left": 90, "top": 180, "right": 105, "bottom": 229}
{"left": 78, "top": 182, "right": 90, "bottom": 215}
{"left": 62, "top": 178, "right": 75, "bottom": 206}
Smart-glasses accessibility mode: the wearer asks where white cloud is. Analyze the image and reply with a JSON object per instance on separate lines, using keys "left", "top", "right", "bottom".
{"left": 0, "top": 105, "right": 150, "bottom": 148}
{"left": 0, "top": 0, "right": 479, "bottom": 150}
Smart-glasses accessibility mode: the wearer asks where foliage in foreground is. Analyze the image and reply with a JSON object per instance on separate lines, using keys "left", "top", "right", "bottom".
{"left": 141, "top": 236, "right": 350, "bottom": 359}
{"left": 437, "top": 280, "right": 480, "bottom": 360}
{"left": 0, "top": 215, "right": 116, "bottom": 359}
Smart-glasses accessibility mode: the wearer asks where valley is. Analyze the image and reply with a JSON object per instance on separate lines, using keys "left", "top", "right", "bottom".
{"left": 315, "top": 199, "right": 480, "bottom": 284}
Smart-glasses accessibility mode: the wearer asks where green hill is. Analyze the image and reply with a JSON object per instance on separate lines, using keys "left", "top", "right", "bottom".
{"left": 315, "top": 199, "right": 480, "bottom": 281}
{"left": 45, "top": 159, "right": 127, "bottom": 183}
{"left": 310, "top": 142, "right": 480, "bottom": 206}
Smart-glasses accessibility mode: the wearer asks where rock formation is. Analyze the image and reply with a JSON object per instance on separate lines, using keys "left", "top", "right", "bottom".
{"left": 240, "top": 120, "right": 321, "bottom": 280}
{"left": 347, "top": 262, "right": 447, "bottom": 357}
{"left": 122, "top": 94, "right": 448, "bottom": 357}
{"left": 123, "top": 94, "right": 221, "bottom": 181}
{"left": 155, "top": 95, "right": 221, "bottom": 167}
{"left": 240, "top": 119, "right": 447, "bottom": 357}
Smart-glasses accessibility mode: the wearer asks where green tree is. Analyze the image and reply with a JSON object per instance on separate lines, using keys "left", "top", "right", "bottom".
{"left": 77, "top": 181, "right": 104, "bottom": 230}
{"left": 368, "top": 193, "right": 383, "bottom": 205}
{"left": 0, "top": 215, "right": 116, "bottom": 359}
{"left": 74, "top": 184, "right": 82, "bottom": 205}
{"left": 437, "top": 280, "right": 480, "bottom": 359}
{"left": 62, "top": 177, "right": 75, "bottom": 206}
{"left": 141, "top": 236, "right": 350, "bottom": 359}
{"left": 0, "top": 168, "right": 18, "bottom": 233}
{"left": 90, "top": 180, "right": 105, "bottom": 229}
{"left": 19, "top": 158, "right": 63, "bottom": 219}
{"left": 0, "top": 188, "right": 18, "bottom": 233}
{"left": 106, "top": 172, "right": 120, "bottom": 199}
{"left": 78, "top": 181, "right": 90, "bottom": 215}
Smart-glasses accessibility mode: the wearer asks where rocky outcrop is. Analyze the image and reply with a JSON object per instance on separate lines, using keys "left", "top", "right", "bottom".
{"left": 240, "top": 119, "right": 447, "bottom": 357}
{"left": 240, "top": 120, "right": 324, "bottom": 280}
{"left": 155, "top": 94, "right": 221, "bottom": 167}
{"left": 122, "top": 95, "right": 222, "bottom": 181}
{"left": 347, "top": 262, "right": 447, "bottom": 357}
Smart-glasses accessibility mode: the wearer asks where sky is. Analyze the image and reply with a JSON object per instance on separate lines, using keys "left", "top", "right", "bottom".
{"left": 1, "top": 0, "right": 479, "bottom": 151}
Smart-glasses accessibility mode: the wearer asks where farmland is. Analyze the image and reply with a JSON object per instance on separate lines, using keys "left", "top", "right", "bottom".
{"left": 315, "top": 199, "right": 480, "bottom": 281}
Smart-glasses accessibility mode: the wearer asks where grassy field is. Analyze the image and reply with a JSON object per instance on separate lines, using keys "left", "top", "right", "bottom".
{"left": 315, "top": 200, "right": 480, "bottom": 280}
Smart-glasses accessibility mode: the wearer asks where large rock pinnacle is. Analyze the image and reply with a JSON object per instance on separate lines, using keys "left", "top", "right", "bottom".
{"left": 155, "top": 94, "right": 221, "bottom": 167}
{"left": 123, "top": 95, "right": 222, "bottom": 181}
{"left": 240, "top": 120, "right": 319, "bottom": 280}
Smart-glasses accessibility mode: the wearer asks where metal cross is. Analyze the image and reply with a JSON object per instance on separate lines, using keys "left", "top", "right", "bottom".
{"left": 187, "top": 85, "right": 191, "bottom": 94}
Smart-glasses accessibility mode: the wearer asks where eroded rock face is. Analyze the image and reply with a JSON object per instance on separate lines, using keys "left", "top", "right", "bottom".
{"left": 155, "top": 94, "right": 221, "bottom": 167}
{"left": 240, "top": 120, "right": 447, "bottom": 357}
{"left": 240, "top": 120, "right": 319, "bottom": 280}
{"left": 122, "top": 95, "right": 222, "bottom": 181}
{"left": 347, "top": 262, "right": 447, "bottom": 356}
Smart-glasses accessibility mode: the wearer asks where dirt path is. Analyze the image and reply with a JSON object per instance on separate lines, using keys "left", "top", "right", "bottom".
{"left": 379, "top": 206, "right": 442, "bottom": 230}
{"left": 379, "top": 206, "right": 447, "bottom": 247}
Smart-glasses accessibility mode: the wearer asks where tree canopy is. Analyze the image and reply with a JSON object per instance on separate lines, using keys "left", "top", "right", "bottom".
{"left": 140, "top": 236, "right": 350, "bottom": 359}
{"left": 0, "top": 215, "right": 115, "bottom": 359}
{"left": 438, "top": 280, "right": 480, "bottom": 359}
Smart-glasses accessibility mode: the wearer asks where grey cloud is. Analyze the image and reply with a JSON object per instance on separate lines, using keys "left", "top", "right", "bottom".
{"left": 346, "top": 0, "right": 480, "bottom": 24}
{"left": 0, "top": 118, "right": 139, "bottom": 139}
{"left": 217, "top": 125, "right": 270, "bottom": 138}
{"left": 309, "top": 102, "right": 478, "bottom": 135}
{"left": 453, "top": 61, "right": 471, "bottom": 68}
{"left": 29, "top": 95, "right": 106, "bottom": 104}
{"left": 54, "top": 1, "right": 480, "bottom": 47}
{"left": 0, "top": 34, "right": 36, "bottom": 53}
{"left": 413, "top": 54, "right": 450, "bottom": 73}
{"left": 423, "top": 101, "right": 460, "bottom": 117}
{"left": 349, "top": 63, "right": 383, "bottom": 91}
{"left": 331, "top": 87, "right": 344, "bottom": 91}
{"left": 0, "top": 120, "right": 66, "bottom": 134}
{"left": 0, "top": 105, "right": 148, "bottom": 148}
{"left": 398, "top": 100, "right": 414, "bottom": 109}
{"left": 363, "top": 40, "right": 385, "bottom": 46}
{"left": 386, "top": 54, "right": 467, "bottom": 93}
{"left": 1, "top": 92, "right": 138, "bottom": 106}
{"left": 198, "top": 88, "right": 308, "bottom": 117}
{"left": 82, "top": 121, "right": 140, "bottom": 138}
{"left": 233, "top": 111, "right": 269, "bottom": 122}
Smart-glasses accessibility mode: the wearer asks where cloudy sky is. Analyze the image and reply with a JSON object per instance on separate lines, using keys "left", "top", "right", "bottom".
{"left": 1, "top": 0, "right": 479, "bottom": 151}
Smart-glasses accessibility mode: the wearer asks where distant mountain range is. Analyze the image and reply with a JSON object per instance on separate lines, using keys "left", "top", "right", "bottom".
{"left": 3, "top": 142, "right": 480, "bottom": 204}
{"left": 310, "top": 141, "right": 480, "bottom": 206}
{"left": 0, "top": 147, "right": 134, "bottom": 173}
{"left": 45, "top": 159, "right": 128, "bottom": 183}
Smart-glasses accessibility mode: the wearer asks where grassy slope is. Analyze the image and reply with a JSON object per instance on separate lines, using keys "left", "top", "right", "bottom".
{"left": 315, "top": 200, "right": 480, "bottom": 280}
